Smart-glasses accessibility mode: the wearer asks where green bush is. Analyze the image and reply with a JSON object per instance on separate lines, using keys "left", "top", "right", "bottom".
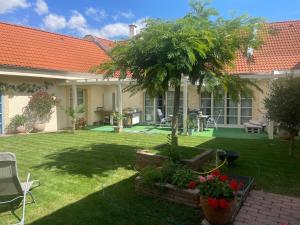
{"left": 140, "top": 166, "right": 162, "bottom": 186}
{"left": 171, "top": 166, "right": 196, "bottom": 188}
{"left": 10, "top": 114, "right": 27, "bottom": 128}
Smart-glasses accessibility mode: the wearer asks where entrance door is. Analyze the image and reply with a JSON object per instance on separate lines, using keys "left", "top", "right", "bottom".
{"left": 0, "top": 95, "right": 3, "bottom": 134}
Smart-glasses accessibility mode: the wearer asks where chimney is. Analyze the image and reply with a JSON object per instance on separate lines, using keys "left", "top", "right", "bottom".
{"left": 128, "top": 24, "right": 137, "bottom": 38}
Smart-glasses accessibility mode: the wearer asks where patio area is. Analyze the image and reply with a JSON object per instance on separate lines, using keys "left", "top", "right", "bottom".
{"left": 86, "top": 125, "right": 269, "bottom": 139}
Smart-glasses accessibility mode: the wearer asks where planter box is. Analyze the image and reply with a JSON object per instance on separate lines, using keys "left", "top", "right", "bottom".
{"left": 135, "top": 148, "right": 215, "bottom": 170}
{"left": 135, "top": 176, "right": 200, "bottom": 208}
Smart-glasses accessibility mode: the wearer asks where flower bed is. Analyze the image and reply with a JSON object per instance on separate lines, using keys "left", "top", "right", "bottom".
{"left": 135, "top": 148, "right": 215, "bottom": 170}
{"left": 135, "top": 176, "right": 201, "bottom": 208}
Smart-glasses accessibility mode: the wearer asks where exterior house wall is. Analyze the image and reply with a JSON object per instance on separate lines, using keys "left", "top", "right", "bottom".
{"left": 0, "top": 75, "right": 68, "bottom": 133}
{"left": 251, "top": 79, "right": 270, "bottom": 122}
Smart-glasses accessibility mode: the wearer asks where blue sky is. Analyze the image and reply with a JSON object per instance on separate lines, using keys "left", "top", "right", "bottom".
{"left": 0, "top": 0, "right": 299, "bottom": 39}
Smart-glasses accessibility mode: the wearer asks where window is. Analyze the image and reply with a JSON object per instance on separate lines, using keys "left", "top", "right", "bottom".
{"left": 200, "top": 92, "right": 211, "bottom": 116}
{"left": 240, "top": 94, "right": 252, "bottom": 124}
{"left": 166, "top": 91, "right": 183, "bottom": 116}
{"left": 226, "top": 93, "right": 238, "bottom": 125}
{"left": 200, "top": 91, "right": 252, "bottom": 126}
{"left": 144, "top": 93, "right": 154, "bottom": 123}
{"left": 70, "top": 88, "right": 85, "bottom": 107}
{"left": 213, "top": 92, "right": 225, "bottom": 125}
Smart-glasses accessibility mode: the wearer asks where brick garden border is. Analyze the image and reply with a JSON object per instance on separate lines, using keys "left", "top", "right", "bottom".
{"left": 135, "top": 148, "right": 215, "bottom": 170}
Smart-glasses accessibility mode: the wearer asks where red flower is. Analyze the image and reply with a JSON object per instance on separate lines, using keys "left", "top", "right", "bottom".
{"left": 207, "top": 198, "right": 219, "bottom": 209}
{"left": 188, "top": 181, "right": 197, "bottom": 189}
{"left": 219, "top": 175, "right": 229, "bottom": 182}
{"left": 211, "top": 169, "right": 221, "bottom": 177}
{"left": 218, "top": 198, "right": 229, "bottom": 209}
{"left": 229, "top": 180, "right": 239, "bottom": 192}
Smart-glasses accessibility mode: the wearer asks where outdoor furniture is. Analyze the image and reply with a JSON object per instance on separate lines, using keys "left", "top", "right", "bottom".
{"left": 0, "top": 152, "right": 40, "bottom": 225}
{"left": 157, "top": 109, "right": 171, "bottom": 127}
{"left": 206, "top": 111, "right": 221, "bottom": 130}
{"left": 197, "top": 114, "right": 209, "bottom": 132}
{"left": 244, "top": 122, "right": 262, "bottom": 133}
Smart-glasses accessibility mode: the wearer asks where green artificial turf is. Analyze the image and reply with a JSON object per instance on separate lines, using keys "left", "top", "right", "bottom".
{"left": 0, "top": 131, "right": 299, "bottom": 225}
{"left": 87, "top": 125, "right": 268, "bottom": 139}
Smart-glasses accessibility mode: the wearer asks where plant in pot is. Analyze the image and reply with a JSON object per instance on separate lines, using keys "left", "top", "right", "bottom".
{"left": 187, "top": 118, "right": 196, "bottom": 136}
{"left": 113, "top": 112, "right": 125, "bottom": 133}
{"left": 197, "top": 170, "right": 242, "bottom": 225}
{"left": 10, "top": 114, "right": 27, "bottom": 133}
{"left": 64, "top": 105, "right": 85, "bottom": 133}
{"left": 26, "top": 91, "right": 57, "bottom": 132}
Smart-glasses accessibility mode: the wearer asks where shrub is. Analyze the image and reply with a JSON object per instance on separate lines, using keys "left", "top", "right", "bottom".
{"left": 26, "top": 91, "right": 57, "bottom": 122}
{"left": 139, "top": 166, "right": 162, "bottom": 186}
{"left": 171, "top": 166, "right": 196, "bottom": 188}
{"left": 75, "top": 117, "right": 87, "bottom": 130}
{"left": 10, "top": 114, "right": 27, "bottom": 128}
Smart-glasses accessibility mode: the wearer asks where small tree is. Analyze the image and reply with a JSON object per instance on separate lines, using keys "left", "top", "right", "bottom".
{"left": 93, "top": 0, "right": 265, "bottom": 145}
{"left": 65, "top": 105, "right": 85, "bottom": 133}
{"left": 264, "top": 77, "right": 300, "bottom": 156}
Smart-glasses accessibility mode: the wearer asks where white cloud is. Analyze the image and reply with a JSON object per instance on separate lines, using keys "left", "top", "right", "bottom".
{"left": 0, "top": 0, "right": 30, "bottom": 14}
{"left": 112, "top": 10, "right": 135, "bottom": 21}
{"left": 98, "top": 17, "right": 147, "bottom": 38}
{"left": 35, "top": 0, "right": 48, "bottom": 15}
{"left": 85, "top": 7, "right": 106, "bottom": 22}
{"left": 68, "top": 10, "right": 87, "bottom": 29}
{"left": 120, "top": 11, "right": 134, "bottom": 19}
{"left": 43, "top": 13, "right": 66, "bottom": 31}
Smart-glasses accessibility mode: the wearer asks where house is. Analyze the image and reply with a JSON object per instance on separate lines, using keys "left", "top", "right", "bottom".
{"left": 0, "top": 20, "right": 299, "bottom": 136}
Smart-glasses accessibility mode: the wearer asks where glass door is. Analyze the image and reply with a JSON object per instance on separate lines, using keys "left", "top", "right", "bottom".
{"left": 144, "top": 93, "right": 155, "bottom": 123}
{"left": 240, "top": 94, "right": 252, "bottom": 124}
{"left": 213, "top": 93, "right": 225, "bottom": 125}
{"left": 226, "top": 93, "right": 238, "bottom": 125}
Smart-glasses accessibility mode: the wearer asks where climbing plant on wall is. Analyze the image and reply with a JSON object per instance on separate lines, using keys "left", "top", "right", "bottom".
{"left": 0, "top": 81, "right": 53, "bottom": 94}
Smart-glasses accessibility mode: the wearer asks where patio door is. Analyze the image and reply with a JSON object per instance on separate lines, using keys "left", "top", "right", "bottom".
{"left": 0, "top": 95, "right": 3, "bottom": 134}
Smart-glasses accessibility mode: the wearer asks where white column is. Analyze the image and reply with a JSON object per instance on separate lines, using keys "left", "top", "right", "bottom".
{"left": 183, "top": 77, "right": 188, "bottom": 135}
{"left": 117, "top": 81, "right": 123, "bottom": 128}
{"left": 71, "top": 84, "right": 77, "bottom": 110}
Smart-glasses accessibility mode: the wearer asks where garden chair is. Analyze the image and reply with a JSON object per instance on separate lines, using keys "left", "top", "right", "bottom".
{"left": 157, "top": 109, "right": 171, "bottom": 127}
{"left": 206, "top": 110, "right": 221, "bottom": 130}
{"left": 0, "top": 152, "right": 40, "bottom": 225}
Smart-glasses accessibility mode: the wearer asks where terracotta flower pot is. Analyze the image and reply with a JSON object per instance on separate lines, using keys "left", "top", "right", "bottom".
{"left": 200, "top": 197, "right": 236, "bottom": 225}
{"left": 33, "top": 123, "right": 45, "bottom": 132}
{"left": 16, "top": 126, "right": 26, "bottom": 133}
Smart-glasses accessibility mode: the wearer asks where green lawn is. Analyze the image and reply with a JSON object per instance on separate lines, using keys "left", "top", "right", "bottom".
{"left": 0, "top": 131, "right": 299, "bottom": 225}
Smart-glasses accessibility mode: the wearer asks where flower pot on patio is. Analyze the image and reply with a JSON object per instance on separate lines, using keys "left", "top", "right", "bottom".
{"left": 33, "top": 123, "right": 45, "bottom": 132}
{"left": 200, "top": 196, "right": 236, "bottom": 225}
{"left": 16, "top": 125, "right": 26, "bottom": 134}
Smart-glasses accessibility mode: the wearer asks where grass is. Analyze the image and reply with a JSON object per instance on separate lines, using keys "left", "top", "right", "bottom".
{"left": 0, "top": 131, "right": 299, "bottom": 225}
{"left": 146, "top": 144, "right": 206, "bottom": 159}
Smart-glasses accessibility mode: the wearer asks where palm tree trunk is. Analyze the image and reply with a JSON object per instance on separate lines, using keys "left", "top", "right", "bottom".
{"left": 171, "top": 84, "right": 181, "bottom": 146}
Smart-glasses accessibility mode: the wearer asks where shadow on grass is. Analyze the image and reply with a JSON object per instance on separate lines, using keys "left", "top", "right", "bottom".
{"left": 29, "top": 176, "right": 201, "bottom": 225}
{"left": 34, "top": 143, "right": 138, "bottom": 177}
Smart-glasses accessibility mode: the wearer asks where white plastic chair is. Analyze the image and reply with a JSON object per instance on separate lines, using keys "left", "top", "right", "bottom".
{"left": 0, "top": 152, "right": 40, "bottom": 225}
{"left": 206, "top": 110, "right": 221, "bottom": 130}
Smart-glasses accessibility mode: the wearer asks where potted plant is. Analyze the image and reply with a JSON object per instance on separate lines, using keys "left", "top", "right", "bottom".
{"left": 197, "top": 170, "right": 241, "bottom": 225}
{"left": 26, "top": 91, "right": 57, "bottom": 132}
{"left": 113, "top": 112, "right": 125, "bottom": 133}
{"left": 64, "top": 105, "right": 85, "bottom": 133}
{"left": 187, "top": 118, "right": 196, "bottom": 136}
{"left": 10, "top": 114, "right": 27, "bottom": 133}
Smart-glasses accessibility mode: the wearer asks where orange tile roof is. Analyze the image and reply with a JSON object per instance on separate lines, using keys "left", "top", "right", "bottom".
{"left": 0, "top": 22, "right": 110, "bottom": 73}
{"left": 0, "top": 20, "right": 299, "bottom": 76}
{"left": 231, "top": 20, "right": 300, "bottom": 74}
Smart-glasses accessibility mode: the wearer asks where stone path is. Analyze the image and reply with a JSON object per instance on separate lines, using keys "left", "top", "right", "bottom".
{"left": 234, "top": 190, "right": 300, "bottom": 225}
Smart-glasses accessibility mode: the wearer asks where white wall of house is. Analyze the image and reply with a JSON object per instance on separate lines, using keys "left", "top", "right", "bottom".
{"left": 1, "top": 75, "right": 68, "bottom": 133}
